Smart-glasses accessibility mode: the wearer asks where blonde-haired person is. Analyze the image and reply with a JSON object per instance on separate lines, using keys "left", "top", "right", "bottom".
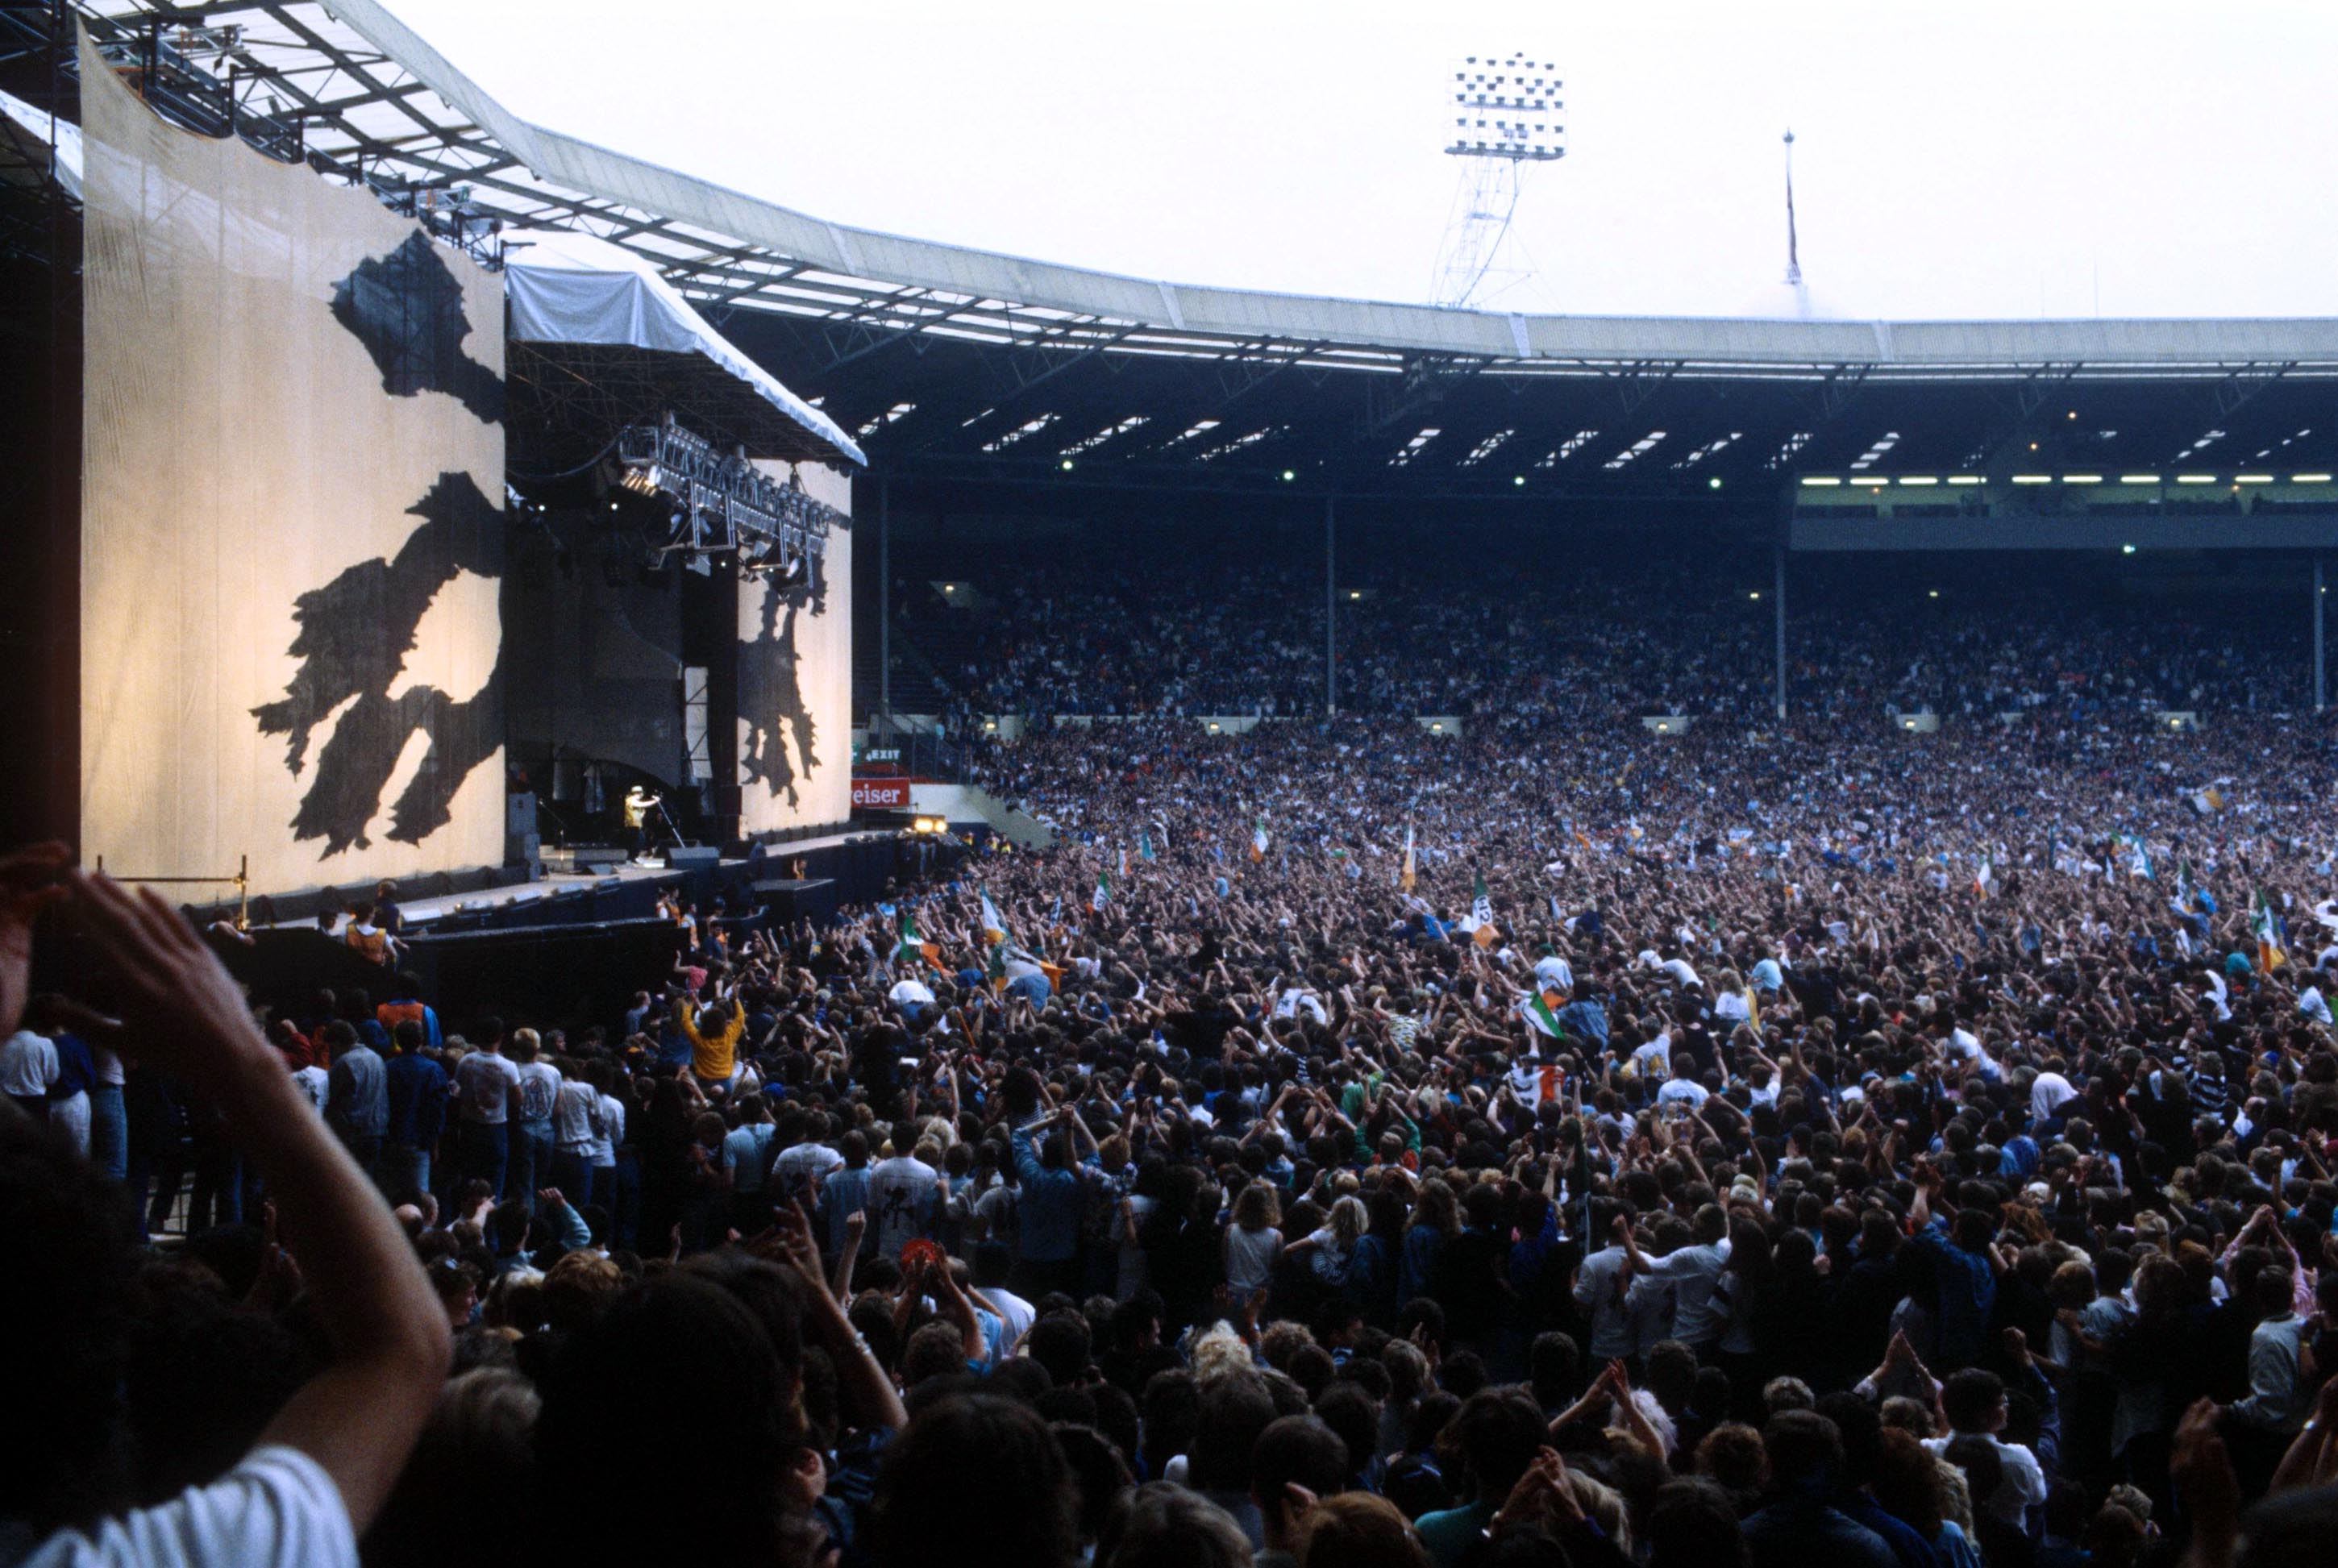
{"left": 1288, "top": 1194, "right": 1368, "bottom": 1292}
{"left": 1191, "top": 1320, "right": 1256, "bottom": 1386}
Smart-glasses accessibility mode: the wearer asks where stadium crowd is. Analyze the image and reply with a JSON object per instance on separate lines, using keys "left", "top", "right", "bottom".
{"left": 6, "top": 555, "right": 2338, "bottom": 1568}
{"left": 904, "top": 541, "right": 2310, "bottom": 725}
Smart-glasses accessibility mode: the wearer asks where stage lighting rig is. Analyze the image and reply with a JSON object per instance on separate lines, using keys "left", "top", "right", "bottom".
{"left": 616, "top": 414, "right": 841, "bottom": 579}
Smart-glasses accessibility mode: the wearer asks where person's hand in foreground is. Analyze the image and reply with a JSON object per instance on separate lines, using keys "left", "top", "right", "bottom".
{"left": 62, "top": 868, "right": 451, "bottom": 1540}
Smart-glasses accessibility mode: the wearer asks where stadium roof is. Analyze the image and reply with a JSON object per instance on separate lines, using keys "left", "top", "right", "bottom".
{"left": 21, "top": 2, "right": 2338, "bottom": 497}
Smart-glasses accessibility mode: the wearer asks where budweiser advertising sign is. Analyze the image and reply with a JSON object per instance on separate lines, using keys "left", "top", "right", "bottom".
{"left": 851, "top": 776, "right": 911, "bottom": 809}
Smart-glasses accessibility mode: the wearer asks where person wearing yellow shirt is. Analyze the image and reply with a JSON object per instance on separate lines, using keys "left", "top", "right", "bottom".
{"left": 680, "top": 998, "right": 746, "bottom": 1090}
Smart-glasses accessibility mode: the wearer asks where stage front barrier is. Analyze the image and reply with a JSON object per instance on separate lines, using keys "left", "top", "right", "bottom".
{"left": 80, "top": 35, "right": 506, "bottom": 901}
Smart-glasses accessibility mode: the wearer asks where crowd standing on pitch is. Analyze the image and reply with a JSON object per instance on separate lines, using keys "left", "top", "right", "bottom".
{"left": 7, "top": 560, "right": 2338, "bottom": 1568}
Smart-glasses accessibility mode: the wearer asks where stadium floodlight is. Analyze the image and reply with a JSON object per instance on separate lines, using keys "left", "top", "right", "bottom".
{"left": 1445, "top": 54, "right": 1566, "bottom": 160}
{"left": 2120, "top": 474, "right": 2162, "bottom": 485}
{"left": 1515, "top": 475, "right": 1527, "bottom": 487}
{"left": 2064, "top": 474, "right": 2103, "bottom": 484}
{"left": 1708, "top": 477, "right": 1724, "bottom": 490}
{"left": 1800, "top": 476, "right": 1842, "bottom": 488}
{"left": 2123, "top": 544, "right": 2138, "bottom": 555}
{"left": 2175, "top": 474, "right": 2218, "bottom": 484}
{"left": 2294, "top": 472, "right": 2333, "bottom": 483}
{"left": 1898, "top": 476, "right": 1938, "bottom": 486}
{"left": 1433, "top": 52, "right": 1562, "bottom": 307}
{"left": 2011, "top": 475, "right": 2052, "bottom": 485}
{"left": 1849, "top": 476, "right": 1889, "bottom": 488}
{"left": 2235, "top": 473, "right": 2274, "bottom": 484}
{"left": 1946, "top": 476, "right": 1983, "bottom": 486}
{"left": 1282, "top": 469, "right": 1296, "bottom": 482}
{"left": 1061, "top": 459, "right": 1075, "bottom": 471}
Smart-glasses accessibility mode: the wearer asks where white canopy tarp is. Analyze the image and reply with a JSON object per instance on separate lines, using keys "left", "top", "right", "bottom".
{"left": 503, "top": 227, "right": 863, "bottom": 466}
{"left": 0, "top": 85, "right": 82, "bottom": 201}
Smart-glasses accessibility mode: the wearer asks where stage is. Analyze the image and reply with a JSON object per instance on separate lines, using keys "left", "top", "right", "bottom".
{"left": 264, "top": 827, "right": 890, "bottom": 937}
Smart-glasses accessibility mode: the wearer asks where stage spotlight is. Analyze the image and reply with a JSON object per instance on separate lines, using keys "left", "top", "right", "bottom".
{"left": 1282, "top": 469, "right": 1296, "bottom": 482}
{"left": 1512, "top": 475, "right": 1525, "bottom": 486}
{"left": 1061, "top": 458, "right": 1075, "bottom": 471}
{"left": 1709, "top": 476, "right": 1723, "bottom": 489}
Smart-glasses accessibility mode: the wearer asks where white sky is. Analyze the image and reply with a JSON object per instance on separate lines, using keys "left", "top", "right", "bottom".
{"left": 384, "top": 0, "right": 2338, "bottom": 321}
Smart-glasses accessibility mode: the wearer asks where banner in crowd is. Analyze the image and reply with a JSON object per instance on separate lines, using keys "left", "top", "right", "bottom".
{"left": 737, "top": 460, "right": 853, "bottom": 835}
{"left": 79, "top": 36, "right": 506, "bottom": 896}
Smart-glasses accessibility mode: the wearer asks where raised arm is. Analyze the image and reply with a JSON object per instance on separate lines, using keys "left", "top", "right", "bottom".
{"left": 71, "top": 870, "right": 450, "bottom": 1534}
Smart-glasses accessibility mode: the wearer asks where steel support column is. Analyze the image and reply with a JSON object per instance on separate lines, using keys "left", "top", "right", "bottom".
{"left": 1325, "top": 495, "right": 1337, "bottom": 717}
{"left": 1774, "top": 546, "right": 1787, "bottom": 722}
{"left": 2317, "top": 557, "right": 2326, "bottom": 713}
{"left": 879, "top": 476, "right": 891, "bottom": 737}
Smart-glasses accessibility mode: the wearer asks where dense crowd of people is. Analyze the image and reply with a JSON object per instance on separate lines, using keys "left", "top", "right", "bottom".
{"left": 892, "top": 539, "right": 2312, "bottom": 726}
{"left": 8, "top": 551, "right": 2338, "bottom": 1568}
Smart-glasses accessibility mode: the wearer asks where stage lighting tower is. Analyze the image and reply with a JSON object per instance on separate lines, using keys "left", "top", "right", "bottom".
{"left": 1432, "top": 52, "right": 1563, "bottom": 309}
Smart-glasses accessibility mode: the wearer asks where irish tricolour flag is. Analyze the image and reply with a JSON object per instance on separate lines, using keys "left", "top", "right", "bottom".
{"left": 1461, "top": 874, "right": 1498, "bottom": 949}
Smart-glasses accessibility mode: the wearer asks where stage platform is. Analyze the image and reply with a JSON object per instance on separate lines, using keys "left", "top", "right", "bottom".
{"left": 264, "top": 827, "right": 891, "bottom": 938}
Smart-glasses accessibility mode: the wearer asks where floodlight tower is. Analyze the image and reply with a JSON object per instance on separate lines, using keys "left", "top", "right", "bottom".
{"left": 1432, "top": 53, "right": 1563, "bottom": 309}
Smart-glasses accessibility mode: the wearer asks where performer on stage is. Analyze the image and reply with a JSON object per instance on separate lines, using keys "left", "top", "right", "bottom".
{"left": 623, "top": 784, "right": 663, "bottom": 866}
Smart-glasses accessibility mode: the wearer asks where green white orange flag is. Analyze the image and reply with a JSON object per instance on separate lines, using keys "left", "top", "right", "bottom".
{"left": 1463, "top": 874, "right": 1498, "bottom": 948}
{"left": 1401, "top": 826, "right": 1417, "bottom": 893}
{"left": 1521, "top": 987, "right": 1565, "bottom": 1038}
{"left": 2255, "top": 887, "right": 2288, "bottom": 973}
{"left": 895, "top": 911, "right": 943, "bottom": 973}
{"left": 979, "top": 890, "right": 1010, "bottom": 946}
{"left": 1250, "top": 818, "right": 1270, "bottom": 862}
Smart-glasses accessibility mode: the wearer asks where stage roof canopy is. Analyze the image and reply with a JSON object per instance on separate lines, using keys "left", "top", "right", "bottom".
{"left": 505, "top": 227, "right": 863, "bottom": 468}
{"left": 23, "top": 2, "right": 2338, "bottom": 497}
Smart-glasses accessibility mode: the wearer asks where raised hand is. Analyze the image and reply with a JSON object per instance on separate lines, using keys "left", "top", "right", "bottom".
{"left": 0, "top": 842, "right": 70, "bottom": 1038}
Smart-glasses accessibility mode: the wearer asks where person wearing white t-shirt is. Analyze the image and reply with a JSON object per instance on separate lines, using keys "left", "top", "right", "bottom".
{"left": 867, "top": 1120, "right": 942, "bottom": 1259}
{"left": 15, "top": 867, "right": 447, "bottom": 1568}
{"left": 1273, "top": 986, "right": 1327, "bottom": 1025}
{"left": 2030, "top": 1070, "right": 2078, "bottom": 1124}
{"left": 1629, "top": 1031, "right": 1672, "bottom": 1080}
{"left": 1923, "top": 1368, "right": 2048, "bottom": 1528}
{"left": 1, "top": 1025, "right": 58, "bottom": 1121}
{"left": 1655, "top": 1060, "right": 1711, "bottom": 1112}
{"left": 292, "top": 1060, "right": 331, "bottom": 1114}
{"left": 451, "top": 1034, "right": 522, "bottom": 1201}
{"left": 888, "top": 973, "right": 937, "bottom": 1025}
{"left": 552, "top": 1064, "right": 602, "bottom": 1208}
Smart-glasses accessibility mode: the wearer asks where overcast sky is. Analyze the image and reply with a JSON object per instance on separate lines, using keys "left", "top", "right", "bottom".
{"left": 384, "top": 0, "right": 2336, "bottom": 322}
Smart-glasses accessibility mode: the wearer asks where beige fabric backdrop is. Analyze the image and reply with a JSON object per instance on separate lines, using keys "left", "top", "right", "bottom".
{"left": 81, "top": 39, "right": 505, "bottom": 896}
{"left": 737, "top": 462, "right": 852, "bottom": 835}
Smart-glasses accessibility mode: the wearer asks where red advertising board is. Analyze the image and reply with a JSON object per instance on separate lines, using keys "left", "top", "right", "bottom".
{"left": 851, "top": 776, "right": 912, "bottom": 809}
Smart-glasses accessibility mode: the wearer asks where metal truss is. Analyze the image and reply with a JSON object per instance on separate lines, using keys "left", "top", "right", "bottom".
{"left": 17, "top": 2, "right": 2338, "bottom": 501}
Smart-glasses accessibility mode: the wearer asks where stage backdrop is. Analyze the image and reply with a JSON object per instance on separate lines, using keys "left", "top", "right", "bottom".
{"left": 80, "top": 36, "right": 506, "bottom": 898}
{"left": 737, "top": 461, "right": 852, "bottom": 836}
